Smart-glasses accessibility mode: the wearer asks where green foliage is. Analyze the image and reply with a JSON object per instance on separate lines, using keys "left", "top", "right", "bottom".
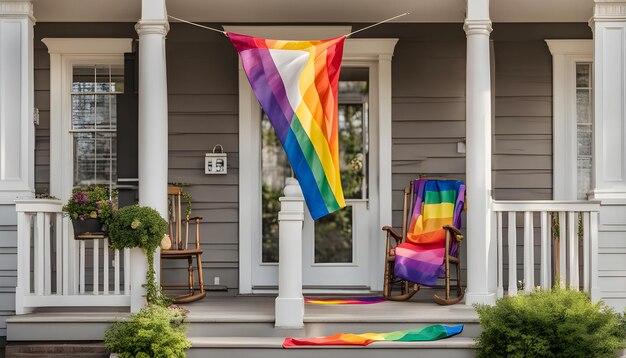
{"left": 62, "top": 185, "right": 117, "bottom": 226}
{"left": 108, "top": 205, "right": 170, "bottom": 306}
{"left": 109, "top": 205, "right": 167, "bottom": 254}
{"left": 104, "top": 304, "right": 191, "bottom": 358}
{"left": 475, "top": 287, "right": 626, "bottom": 358}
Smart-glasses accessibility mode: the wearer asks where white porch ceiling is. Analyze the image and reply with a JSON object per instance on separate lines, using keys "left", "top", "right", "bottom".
{"left": 32, "top": 0, "right": 593, "bottom": 23}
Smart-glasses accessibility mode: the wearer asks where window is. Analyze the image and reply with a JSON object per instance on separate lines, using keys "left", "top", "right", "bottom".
{"left": 575, "top": 63, "right": 592, "bottom": 199}
{"left": 545, "top": 40, "right": 593, "bottom": 200}
{"left": 71, "top": 64, "right": 123, "bottom": 187}
{"left": 42, "top": 38, "right": 132, "bottom": 202}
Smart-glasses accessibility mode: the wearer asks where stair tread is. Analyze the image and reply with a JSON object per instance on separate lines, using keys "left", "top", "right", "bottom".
{"left": 189, "top": 336, "right": 476, "bottom": 349}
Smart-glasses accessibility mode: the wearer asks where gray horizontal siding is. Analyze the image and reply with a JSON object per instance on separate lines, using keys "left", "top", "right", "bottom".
{"left": 0, "top": 204, "right": 17, "bottom": 338}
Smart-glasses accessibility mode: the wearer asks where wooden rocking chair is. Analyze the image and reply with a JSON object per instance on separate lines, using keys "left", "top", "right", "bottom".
{"left": 161, "top": 185, "right": 206, "bottom": 303}
{"left": 382, "top": 179, "right": 465, "bottom": 305}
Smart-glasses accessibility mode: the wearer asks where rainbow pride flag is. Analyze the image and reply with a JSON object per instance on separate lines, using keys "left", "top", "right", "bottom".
{"left": 394, "top": 179, "right": 465, "bottom": 286}
{"left": 228, "top": 33, "right": 346, "bottom": 219}
{"left": 283, "top": 324, "right": 464, "bottom": 347}
{"left": 304, "top": 296, "right": 385, "bottom": 305}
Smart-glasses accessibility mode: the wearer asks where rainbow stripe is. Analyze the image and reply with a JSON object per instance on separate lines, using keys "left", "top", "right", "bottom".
{"left": 394, "top": 179, "right": 465, "bottom": 286}
{"left": 283, "top": 324, "right": 464, "bottom": 347}
{"left": 229, "top": 33, "right": 346, "bottom": 219}
{"left": 304, "top": 296, "right": 385, "bottom": 305}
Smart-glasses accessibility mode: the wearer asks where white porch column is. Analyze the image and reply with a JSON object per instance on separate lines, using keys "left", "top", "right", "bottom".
{"left": 275, "top": 178, "right": 305, "bottom": 328}
{"left": 590, "top": 1, "right": 626, "bottom": 199}
{"left": 589, "top": 0, "right": 626, "bottom": 303}
{"left": 133, "top": 0, "right": 169, "bottom": 312}
{"left": 0, "top": 0, "right": 34, "bottom": 201}
{"left": 464, "top": 0, "right": 496, "bottom": 306}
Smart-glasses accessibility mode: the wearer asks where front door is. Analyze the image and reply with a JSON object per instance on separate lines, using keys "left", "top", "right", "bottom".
{"left": 253, "top": 67, "right": 375, "bottom": 291}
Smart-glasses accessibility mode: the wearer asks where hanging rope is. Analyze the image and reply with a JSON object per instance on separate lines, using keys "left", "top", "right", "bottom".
{"left": 166, "top": 12, "right": 410, "bottom": 38}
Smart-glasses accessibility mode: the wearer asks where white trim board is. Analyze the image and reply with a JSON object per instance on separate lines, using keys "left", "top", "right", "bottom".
{"left": 233, "top": 26, "right": 397, "bottom": 294}
{"left": 545, "top": 39, "right": 592, "bottom": 200}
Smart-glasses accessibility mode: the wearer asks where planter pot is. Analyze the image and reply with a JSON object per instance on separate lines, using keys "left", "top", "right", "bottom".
{"left": 71, "top": 218, "right": 103, "bottom": 236}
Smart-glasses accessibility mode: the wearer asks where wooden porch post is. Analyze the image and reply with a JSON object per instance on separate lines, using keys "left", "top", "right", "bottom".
{"left": 134, "top": 0, "right": 169, "bottom": 312}
{"left": 464, "top": 0, "right": 497, "bottom": 305}
{"left": 0, "top": 0, "right": 35, "bottom": 201}
{"left": 275, "top": 178, "right": 305, "bottom": 328}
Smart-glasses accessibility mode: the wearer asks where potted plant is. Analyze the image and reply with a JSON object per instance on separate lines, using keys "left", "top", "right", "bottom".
{"left": 63, "top": 185, "right": 117, "bottom": 236}
{"left": 105, "top": 304, "right": 191, "bottom": 358}
{"left": 108, "top": 205, "right": 170, "bottom": 306}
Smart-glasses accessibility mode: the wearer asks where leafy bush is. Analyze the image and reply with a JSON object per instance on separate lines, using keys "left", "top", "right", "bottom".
{"left": 475, "top": 287, "right": 626, "bottom": 358}
{"left": 104, "top": 304, "right": 191, "bottom": 358}
{"left": 62, "top": 185, "right": 117, "bottom": 226}
{"left": 109, "top": 205, "right": 170, "bottom": 306}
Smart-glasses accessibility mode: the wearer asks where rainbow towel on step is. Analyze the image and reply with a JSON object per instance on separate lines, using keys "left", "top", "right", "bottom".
{"left": 304, "top": 296, "right": 385, "bottom": 305}
{"left": 394, "top": 179, "right": 465, "bottom": 286}
{"left": 228, "top": 33, "right": 346, "bottom": 220}
{"left": 283, "top": 324, "right": 464, "bottom": 347}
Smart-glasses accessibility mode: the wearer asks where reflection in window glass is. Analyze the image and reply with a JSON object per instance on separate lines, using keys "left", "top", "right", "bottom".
{"left": 71, "top": 64, "right": 122, "bottom": 187}
{"left": 261, "top": 68, "right": 369, "bottom": 263}
{"left": 576, "top": 63, "right": 592, "bottom": 200}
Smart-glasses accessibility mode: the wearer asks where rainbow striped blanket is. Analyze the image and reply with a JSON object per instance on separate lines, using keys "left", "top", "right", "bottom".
{"left": 394, "top": 179, "right": 465, "bottom": 286}
{"left": 283, "top": 324, "right": 464, "bottom": 347}
{"left": 229, "top": 33, "right": 346, "bottom": 219}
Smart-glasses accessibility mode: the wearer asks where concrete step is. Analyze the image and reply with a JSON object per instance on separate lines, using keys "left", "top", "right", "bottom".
{"left": 187, "top": 336, "right": 476, "bottom": 358}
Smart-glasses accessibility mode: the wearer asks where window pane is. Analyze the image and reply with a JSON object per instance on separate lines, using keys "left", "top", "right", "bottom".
{"left": 72, "top": 94, "right": 95, "bottom": 129}
{"left": 577, "top": 158, "right": 592, "bottom": 200}
{"left": 95, "top": 65, "right": 124, "bottom": 93}
{"left": 576, "top": 63, "right": 591, "bottom": 87}
{"left": 315, "top": 206, "right": 353, "bottom": 263}
{"left": 73, "top": 132, "right": 117, "bottom": 186}
{"left": 110, "top": 64, "right": 124, "bottom": 93}
{"left": 95, "top": 94, "right": 116, "bottom": 129}
{"left": 577, "top": 125, "right": 592, "bottom": 156}
{"left": 576, "top": 89, "right": 591, "bottom": 124}
{"left": 72, "top": 65, "right": 95, "bottom": 92}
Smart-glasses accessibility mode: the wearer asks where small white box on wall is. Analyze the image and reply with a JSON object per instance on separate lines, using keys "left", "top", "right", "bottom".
{"left": 205, "top": 144, "right": 227, "bottom": 175}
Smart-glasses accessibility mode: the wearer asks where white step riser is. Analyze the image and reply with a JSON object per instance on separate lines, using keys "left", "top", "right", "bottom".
{"left": 187, "top": 348, "right": 476, "bottom": 358}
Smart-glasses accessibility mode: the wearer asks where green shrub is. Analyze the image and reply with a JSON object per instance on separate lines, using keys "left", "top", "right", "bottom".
{"left": 104, "top": 304, "right": 191, "bottom": 358}
{"left": 475, "top": 287, "right": 626, "bottom": 358}
{"left": 109, "top": 205, "right": 170, "bottom": 306}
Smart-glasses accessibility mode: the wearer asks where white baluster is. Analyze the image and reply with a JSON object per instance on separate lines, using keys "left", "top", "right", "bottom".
{"left": 35, "top": 213, "right": 45, "bottom": 295}
{"left": 55, "top": 213, "right": 63, "bottom": 295}
{"left": 523, "top": 211, "right": 534, "bottom": 293}
{"left": 558, "top": 211, "right": 566, "bottom": 287}
{"left": 508, "top": 212, "right": 517, "bottom": 296}
{"left": 497, "top": 211, "right": 503, "bottom": 298}
{"left": 567, "top": 211, "right": 577, "bottom": 289}
{"left": 43, "top": 213, "right": 51, "bottom": 295}
{"left": 114, "top": 249, "right": 120, "bottom": 295}
{"left": 540, "top": 211, "right": 549, "bottom": 289}
{"left": 124, "top": 248, "right": 130, "bottom": 295}
{"left": 63, "top": 219, "right": 71, "bottom": 295}
{"left": 93, "top": 239, "right": 99, "bottom": 294}
{"left": 582, "top": 212, "right": 590, "bottom": 293}
{"left": 79, "top": 240, "right": 85, "bottom": 294}
{"left": 590, "top": 212, "right": 599, "bottom": 301}
{"left": 103, "top": 239, "right": 109, "bottom": 295}
{"left": 15, "top": 211, "right": 31, "bottom": 314}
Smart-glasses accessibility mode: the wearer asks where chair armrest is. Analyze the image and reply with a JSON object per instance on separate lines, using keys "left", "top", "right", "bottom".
{"left": 443, "top": 225, "right": 463, "bottom": 242}
{"left": 185, "top": 216, "right": 203, "bottom": 222}
{"left": 382, "top": 226, "right": 403, "bottom": 243}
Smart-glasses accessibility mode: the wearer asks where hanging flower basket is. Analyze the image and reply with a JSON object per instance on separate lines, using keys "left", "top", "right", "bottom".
{"left": 71, "top": 218, "right": 104, "bottom": 236}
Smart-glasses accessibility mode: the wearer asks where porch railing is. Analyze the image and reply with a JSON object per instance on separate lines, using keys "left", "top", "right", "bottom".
{"left": 15, "top": 199, "right": 131, "bottom": 313}
{"left": 492, "top": 200, "right": 600, "bottom": 301}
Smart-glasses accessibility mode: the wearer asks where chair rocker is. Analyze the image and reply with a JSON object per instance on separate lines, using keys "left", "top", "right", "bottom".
{"left": 161, "top": 185, "right": 206, "bottom": 303}
{"left": 382, "top": 178, "right": 465, "bottom": 305}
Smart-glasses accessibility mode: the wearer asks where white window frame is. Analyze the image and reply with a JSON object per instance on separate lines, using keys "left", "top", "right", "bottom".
{"left": 545, "top": 39, "right": 593, "bottom": 200}
{"left": 227, "top": 26, "right": 397, "bottom": 293}
{"left": 42, "top": 38, "right": 132, "bottom": 202}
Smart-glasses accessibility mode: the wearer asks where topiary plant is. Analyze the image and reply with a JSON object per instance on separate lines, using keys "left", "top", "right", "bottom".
{"left": 475, "top": 286, "right": 626, "bottom": 358}
{"left": 104, "top": 304, "right": 191, "bottom": 358}
{"left": 108, "top": 205, "right": 170, "bottom": 306}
